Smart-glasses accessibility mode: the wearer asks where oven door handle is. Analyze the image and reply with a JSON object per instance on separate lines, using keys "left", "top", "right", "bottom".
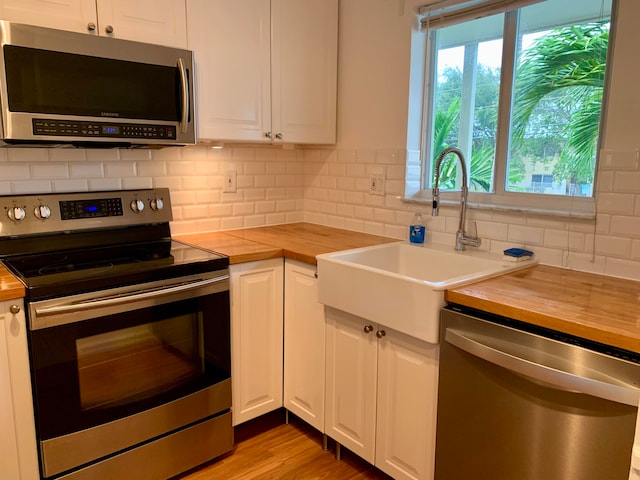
{"left": 33, "top": 275, "right": 229, "bottom": 317}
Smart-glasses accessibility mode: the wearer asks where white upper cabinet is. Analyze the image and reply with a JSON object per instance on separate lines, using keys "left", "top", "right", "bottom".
{"left": 95, "top": 0, "right": 187, "bottom": 47}
{"left": 0, "top": 0, "right": 97, "bottom": 33}
{"left": 186, "top": 0, "right": 338, "bottom": 144}
{"left": 0, "top": 0, "right": 187, "bottom": 48}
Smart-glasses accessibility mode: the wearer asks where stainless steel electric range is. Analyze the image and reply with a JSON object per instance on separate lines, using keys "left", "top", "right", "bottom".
{"left": 0, "top": 188, "right": 233, "bottom": 480}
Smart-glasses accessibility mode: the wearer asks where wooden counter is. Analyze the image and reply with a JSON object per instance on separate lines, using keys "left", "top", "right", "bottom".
{"left": 446, "top": 264, "right": 640, "bottom": 354}
{"left": 0, "top": 264, "right": 25, "bottom": 301}
{"left": 176, "top": 231, "right": 282, "bottom": 265}
{"left": 177, "top": 223, "right": 397, "bottom": 265}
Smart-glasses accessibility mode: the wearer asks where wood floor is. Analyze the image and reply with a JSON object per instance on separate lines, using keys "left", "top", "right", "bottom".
{"left": 174, "top": 411, "right": 393, "bottom": 480}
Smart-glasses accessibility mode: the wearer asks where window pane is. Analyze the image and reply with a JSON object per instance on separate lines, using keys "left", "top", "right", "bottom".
{"left": 507, "top": 0, "right": 611, "bottom": 196}
{"left": 429, "top": 14, "right": 503, "bottom": 193}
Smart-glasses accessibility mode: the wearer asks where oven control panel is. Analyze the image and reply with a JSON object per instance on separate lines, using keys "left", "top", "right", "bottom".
{"left": 0, "top": 188, "right": 172, "bottom": 237}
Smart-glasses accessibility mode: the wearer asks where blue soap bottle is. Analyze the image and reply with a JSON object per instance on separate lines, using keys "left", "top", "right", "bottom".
{"left": 409, "top": 212, "right": 426, "bottom": 244}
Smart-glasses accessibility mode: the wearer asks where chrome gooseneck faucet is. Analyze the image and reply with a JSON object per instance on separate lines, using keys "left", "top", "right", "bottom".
{"left": 432, "top": 147, "right": 481, "bottom": 251}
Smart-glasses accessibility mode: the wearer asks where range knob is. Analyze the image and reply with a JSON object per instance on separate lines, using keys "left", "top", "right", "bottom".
{"left": 7, "top": 206, "right": 25, "bottom": 222}
{"left": 130, "top": 199, "right": 145, "bottom": 213}
{"left": 150, "top": 198, "right": 164, "bottom": 211}
{"left": 34, "top": 205, "right": 51, "bottom": 220}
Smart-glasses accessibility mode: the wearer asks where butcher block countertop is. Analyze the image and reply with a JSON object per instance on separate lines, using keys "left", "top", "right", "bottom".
{"left": 0, "top": 264, "right": 25, "bottom": 301}
{"left": 177, "top": 222, "right": 398, "bottom": 265}
{"left": 446, "top": 264, "right": 640, "bottom": 355}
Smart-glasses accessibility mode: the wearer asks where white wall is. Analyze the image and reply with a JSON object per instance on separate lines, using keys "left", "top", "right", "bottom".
{"left": 1, "top": 0, "right": 638, "bottom": 281}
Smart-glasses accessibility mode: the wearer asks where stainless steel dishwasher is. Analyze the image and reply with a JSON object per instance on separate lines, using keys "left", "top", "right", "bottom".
{"left": 435, "top": 306, "right": 640, "bottom": 480}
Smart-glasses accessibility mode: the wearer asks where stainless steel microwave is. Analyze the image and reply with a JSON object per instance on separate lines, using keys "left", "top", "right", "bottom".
{"left": 0, "top": 21, "right": 195, "bottom": 147}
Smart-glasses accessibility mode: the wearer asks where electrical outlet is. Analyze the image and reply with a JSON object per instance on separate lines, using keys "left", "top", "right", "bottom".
{"left": 369, "top": 174, "right": 385, "bottom": 196}
{"left": 223, "top": 171, "right": 237, "bottom": 193}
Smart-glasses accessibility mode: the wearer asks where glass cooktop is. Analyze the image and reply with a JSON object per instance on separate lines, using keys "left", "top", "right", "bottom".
{"left": 2, "top": 240, "right": 228, "bottom": 300}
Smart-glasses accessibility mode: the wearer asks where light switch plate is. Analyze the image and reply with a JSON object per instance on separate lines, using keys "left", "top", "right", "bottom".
{"left": 223, "top": 171, "right": 237, "bottom": 193}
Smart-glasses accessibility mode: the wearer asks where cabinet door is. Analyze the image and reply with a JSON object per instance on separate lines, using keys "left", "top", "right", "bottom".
{"left": 375, "top": 330, "right": 439, "bottom": 480}
{"left": 0, "top": 0, "right": 97, "bottom": 33}
{"left": 96, "top": 0, "right": 187, "bottom": 47}
{"left": 186, "top": 0, "right": 271, "bottom": 142}
{"left": 271, "top": 0, "right": 338, "bottom": 144}
{"left": 230, "top": 259, "right": 284, "bottom": 426}
{"left": 325, "top": 307, "right": 377, "bottom": 463}
{"left": 283, "top": 260, "right": 325, "bottom": 431}
{"left": 0, "top": 300, "right": 39, "bottom": 480}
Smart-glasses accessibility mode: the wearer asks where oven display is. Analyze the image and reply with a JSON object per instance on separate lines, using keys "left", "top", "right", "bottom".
{"left": 60, "top": 198, "right": 123, "bottom": 220}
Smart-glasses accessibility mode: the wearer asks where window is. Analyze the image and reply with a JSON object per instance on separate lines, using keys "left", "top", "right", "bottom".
{"left": 414, "top": 0, "right": 614, "bottom": 217}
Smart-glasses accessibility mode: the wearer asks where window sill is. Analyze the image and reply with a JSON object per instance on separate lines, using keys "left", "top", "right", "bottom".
{"left": 403, "top": 191, "right": 596, "bottom": 221}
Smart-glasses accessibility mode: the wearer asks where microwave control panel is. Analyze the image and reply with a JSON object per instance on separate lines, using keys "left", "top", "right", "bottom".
{"left": 32, "top": 119, "right": 177, "bottom": 140}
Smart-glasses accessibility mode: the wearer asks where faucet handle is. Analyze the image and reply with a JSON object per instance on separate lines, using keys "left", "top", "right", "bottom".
{"left": 431, "top": 188, "right": 440, "bottom": 216}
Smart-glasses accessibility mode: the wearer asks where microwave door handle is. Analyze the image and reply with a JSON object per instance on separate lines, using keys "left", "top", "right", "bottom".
{"left": 177, "top": 57, "right": 189, "bottom": 133}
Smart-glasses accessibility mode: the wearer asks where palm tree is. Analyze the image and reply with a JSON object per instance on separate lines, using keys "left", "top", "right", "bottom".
{"left": 510, "top": 22, "right": 609, "bottom": 187}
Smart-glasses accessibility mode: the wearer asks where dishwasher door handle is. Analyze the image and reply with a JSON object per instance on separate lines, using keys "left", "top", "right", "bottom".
{"left": 446, "top": 328, "right": 640, "bottom": 407}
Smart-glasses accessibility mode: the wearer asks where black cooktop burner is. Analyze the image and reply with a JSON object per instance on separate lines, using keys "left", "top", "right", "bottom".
{"left": 3, "top": 239, "right": 228, "bottom": 300}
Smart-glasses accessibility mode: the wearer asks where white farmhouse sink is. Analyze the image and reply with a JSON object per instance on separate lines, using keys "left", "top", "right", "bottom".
{"left": 316, "top": 242, "right": 537, "bottom": 344}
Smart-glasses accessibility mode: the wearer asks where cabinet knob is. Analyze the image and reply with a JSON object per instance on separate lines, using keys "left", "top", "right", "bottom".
{"left": 275, "top": 133, "right": 283, "bottom": 140}
{"left": 105, "top": 25, "right": 114, "bottom": 34}
{"left": 265, "top": 132, "right": 272, "bottom": 139}
{"left": 9, "top": 304, "right": 20, "bottom": 314}
{"left": 376, "top": 330, "right": 386, "bottom": 338}
{"left": 87, "top": 22, "right": 96, "bottom": 32}
{"left": 363, "top": 325, "right": 374, "bottom": 333}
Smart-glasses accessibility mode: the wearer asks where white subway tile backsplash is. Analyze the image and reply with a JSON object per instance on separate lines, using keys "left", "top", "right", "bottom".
{"left": 105, "top": 161, "right": 136, "bottom": 178}
{"left": 7, "top": 148, "right": 48, "bottom": 163}
{"left": 88, "top": 178, "right": 121, "bottom": 191}
{"left": 49, "top": 148, "right": 87, "bottom": 163}
{"left": 52, "top": 179, "right": 88, "bottom": 192}
{"left": 119, "top": 149, "right": 152, "bottom": 162}
{"left": 2, "top": 163, "right": 30, "bottom": 180}
{"left": 610, "top": 215, "right": 640, "bottom": 238}
{"left": 85, "top": 149, "right": 120, "bottom": 162}
{"left": 12, "top": 180, "right": 53, "bottom": 194}
{"left": 507, "top": 224, "right": 545, "bottom": 246}
{"left": 597, "top": 193, "right": 636, "bottom": 215}
{"left": 0, "top": 142, "right": 637, "bottom": 279}
{"left": 599, "top": 149, "right": 638, "bottom": 171}
{"left": 122, "top": 177, "right": 153, "bottom": 190}
{"left": 604, "top": 257, "right": 640, "bottom": 281}
{"left": 70, "top": 162, "right": 104, "bottom": 179}
{"left": 613, "top": 171, "right": 640, "bottom": 193}
{"left": 594, "top": 234, "right": 632, "bottom": 258}
{"left": 268, "top": 212, "right": 289, "bottom": 224}
{"left": 31, "top": 162, "right": 69, "bottom": 179}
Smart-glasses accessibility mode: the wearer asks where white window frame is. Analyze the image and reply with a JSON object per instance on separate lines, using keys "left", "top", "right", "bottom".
{"left": 405, "top": 0, "right": 617, "bottom": 219}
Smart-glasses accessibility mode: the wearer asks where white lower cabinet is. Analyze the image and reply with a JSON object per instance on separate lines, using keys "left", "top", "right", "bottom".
{"left": 325, "top": 307, "right": 439, "bottom": 480}
{"left": 0, "top": 300, "right": 38, "bottom": 480}
{"left": 230, "top": 258, "right": 284, "bottom": 426}
{"left": 283, "top": 259, "right": 325, "bottom": 431}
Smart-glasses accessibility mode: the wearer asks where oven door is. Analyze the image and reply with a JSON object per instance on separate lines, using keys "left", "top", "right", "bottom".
{"left": 27, "top": 271, "right": 231, "bottom": 478}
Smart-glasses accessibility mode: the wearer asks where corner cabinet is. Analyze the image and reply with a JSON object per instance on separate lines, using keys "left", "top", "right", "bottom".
{"left": 186, "top": 0, "right": 338, "bottom": 144}
{"left": 0, "top": 0, "right": 187, "bottom": 48}
{"left": 230, "top": 259, "right": 284, "bottom": 426}
{"left": 325, "top": 307, "right": 440, "bottom": 480}
{"left": 283, "top": 260, "right": 325, "bottom": 431}
{"left": 0, "top": 300, "right": 38, "bottom": 480}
